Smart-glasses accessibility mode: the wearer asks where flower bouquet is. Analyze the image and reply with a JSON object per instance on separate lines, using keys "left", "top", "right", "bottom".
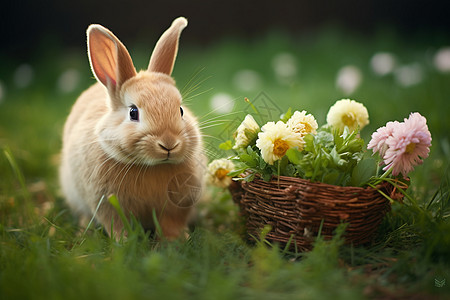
{"left": 207, "top": 99, "right": 432, "bottom": 250}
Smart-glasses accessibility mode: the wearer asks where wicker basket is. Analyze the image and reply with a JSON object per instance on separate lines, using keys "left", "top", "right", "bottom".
{"left": 229, "top": 175, "right": 400, "bottom": 251}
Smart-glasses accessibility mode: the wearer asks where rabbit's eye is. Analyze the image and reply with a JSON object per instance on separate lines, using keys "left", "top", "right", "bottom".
{"left": 129, "top": 105, "right": 139, "bottom": 121}
{"left": 180, "top": 106, "right": 184, "bottom": 117}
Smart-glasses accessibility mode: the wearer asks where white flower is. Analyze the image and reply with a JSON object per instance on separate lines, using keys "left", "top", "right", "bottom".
{"left": 206, "top": 158, "right": 235, "bottom": 188}
{"left": 335, "top": 65, "right": 362, "bottom": 95}
{"left": 394, "top": 63, "right": 423, "bottom": 87}
{"left": 370, "top": 52, "right": 397, "bottom": 76}
{"left": 57, "top": 69, "right": 81, "bottom": 93}
{"left": 233, "top": 114, "right": 260, "bottom": 150}
{"left": 232, "top": 69, "right": 262, "bottom": 91}
{"left": 433, "top": 47, "right": 450, "bottom": 73}
{"left": 286, "top": 110, "right": 318, "bottom": 136}
{"left": 272, "top": 52, "right": 297, "bottom": 85}
{"left": 256, "top": 121, "right": 303, "bottom": 165}
{"left": 326, "top": 99, "right": 369, "bottom": 132}
{"left": 210, "top": 93, "right": 234, "bottom": 114}
{"left": 13, "top": 64, "right": 34, "bottom": 89}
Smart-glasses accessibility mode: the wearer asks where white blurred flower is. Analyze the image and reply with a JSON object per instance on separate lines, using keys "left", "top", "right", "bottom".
{"left": 286, "top": 110, "right": 318, "bottom": 136}
{"left": 232, "top": 69, "right": 262, "bottom": 91}
{"left": 13, "top": 64, "right": 34, "bottom": 88}
{"left": 57, "top": 69, "right": 81, "bottom": 93}
{"left": 336, "top": 65, "right": 362, "bottom": 95}
{"left": 272, "top": 53, "right": 297, "bottom": 85}
{"left": 433, "top": 47, "right": 450, "bottom": 73}
{"left": 233, "top": 114, "right": 260, "bottom": 150}
{"left": 210, "top": 93, "right": 234, "bottom": 114}
{"left": 326, "top": 99, "right": 369, "bottom": 132}
{"left": 370, "top": 52, "right": 397, "bottom": 76}
{"left": 256, "top": 121, "right": 304, "bottom": 165}
{"left": 206, "top": 158, "right": 235, "bottom": 188}
{"left": 394, "top": 63, "right": 423, "bottom": 87}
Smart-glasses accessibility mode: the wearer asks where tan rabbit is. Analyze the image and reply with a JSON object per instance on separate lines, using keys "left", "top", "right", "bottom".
{"left": 59, "top": 17, "right": 205, "bottom": 239}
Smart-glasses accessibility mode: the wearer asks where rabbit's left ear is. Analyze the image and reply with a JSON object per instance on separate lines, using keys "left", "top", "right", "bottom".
{"left": 87, "top": 24, "right": 136, "bottom": 93}
{"left": 148, "top": 17, "right": 188, "bottom": 76}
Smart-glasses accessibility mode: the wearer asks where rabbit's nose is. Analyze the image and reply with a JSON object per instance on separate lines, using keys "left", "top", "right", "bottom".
{"left": 158, "top": 141, "right": 179, "bottom": 152}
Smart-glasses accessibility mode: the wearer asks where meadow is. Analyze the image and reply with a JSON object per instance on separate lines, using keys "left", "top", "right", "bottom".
{"left": 1, "top": 27, "right": 449, "bottom": 299}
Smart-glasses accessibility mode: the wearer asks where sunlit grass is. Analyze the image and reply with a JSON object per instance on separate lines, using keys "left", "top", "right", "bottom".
{"left": 1, "top": 28, "right": 449, "bottom": 299}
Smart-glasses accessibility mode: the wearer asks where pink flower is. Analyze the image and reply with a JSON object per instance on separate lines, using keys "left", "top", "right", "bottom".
{"left": 383, "top": 113, "right": 431, "bottom": 176}
{"left": 368, "top": 113, "right": 432, "bottom": 177}
{"left": 367, "top": 120, "right": 400, "bottom": 158}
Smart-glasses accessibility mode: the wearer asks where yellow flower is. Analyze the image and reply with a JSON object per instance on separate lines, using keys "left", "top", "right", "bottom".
{"left": 286, "top": 110, "right": 318, "bottom": 136}
{"left": 205, "top": 158, "right": 235, "bottom": 188}
{"left": 326, "top": 99, "right": 369, "bottom": 132}
{"left": 256, "top": 121, "right": 303, "bottom": 165}
{"left": 233, "top": 114, "right": 260, "bottom": 150}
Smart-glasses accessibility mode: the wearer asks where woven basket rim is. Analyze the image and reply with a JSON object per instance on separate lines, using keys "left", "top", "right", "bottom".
{"left": 246, "top": 173, "right": 389, "bottom": 191}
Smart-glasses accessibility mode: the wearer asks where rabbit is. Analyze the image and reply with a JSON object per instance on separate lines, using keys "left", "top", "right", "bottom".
{"left": 59, "top": 17, "right": 205, "bottom": 239}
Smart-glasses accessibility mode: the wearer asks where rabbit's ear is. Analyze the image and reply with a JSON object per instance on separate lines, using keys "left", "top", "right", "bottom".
{"left": 148, "top": 17, "right": 187, "bottom": 75}
{"left": 87, "top": 25, "right": 136, "bottom": 93}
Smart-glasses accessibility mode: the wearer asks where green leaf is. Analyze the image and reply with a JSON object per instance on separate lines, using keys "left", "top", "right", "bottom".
{"left": 4, "top": 146, "right": 29, "bottom": 199}
{"left": 322, "top": 170, "right": 340, "bottom": 185}
{"left": 284, "top": 164, "right": 296, "bottom": 177}
{"left": 152, "top": 209, "right": 164, "bottom": 238}
{"left": 303, "top": 134, "right": 316, "bottom": 152}
{"left": 108, "top": 194, "right": 132, "bottom": 234}
{"left": 243, "top": 172, "right": 256, "bottom": 182}
{"left": 219, "top": 140, "right": 233, "bottom": 150}
{"left": 280, "top": 107, "right": 293, "bottom": 122}
{"left": 279, "top": 155, "right": 289, "bottom": 173}
{"left": 259, "top": 157, "right": 267, "bottom": 169}
{"left": 330, "top": 147, "right": 343, "bottom": 166}
{"left": 239, "top": 154, "right": 257, "bottom": 167}
{"left": 286, "top": 148, "right": 302, "bottom": 165}
{"left": 262, "top": 172, "right": 272, "bottom": 181}
{"left": 350, "top": 157, "right": 378, "bottom": 187}
{"left": 227, "top": 168, "right": 247, "bottom": 177}
{"left": 239, "top": 153, "right": 253, "bottom": 162}
{"left": 314, "top": 130, "right": 334, "bottom": 148}
{"left": 247, "top": 145, "right": 255, "bottom": 154}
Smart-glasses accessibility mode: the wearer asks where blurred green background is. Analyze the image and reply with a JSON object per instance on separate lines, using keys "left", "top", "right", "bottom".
{"left": 1, "top": 1, "right": 449, "bottom": 186}
{"left": 1, "top": 1, "right": 450, "bottom": 299}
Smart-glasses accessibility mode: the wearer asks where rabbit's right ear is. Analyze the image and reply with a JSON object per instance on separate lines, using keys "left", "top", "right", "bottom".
{"left": 87, "top": 25, "right": 136, "bottom": 97}
{"left": 148, "top": 17, "right": 188, "bottom": 76}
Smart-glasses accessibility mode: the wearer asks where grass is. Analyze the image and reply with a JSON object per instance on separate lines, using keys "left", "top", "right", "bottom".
{"left": 1, "top": 27, "right": 450, "bottom": 299}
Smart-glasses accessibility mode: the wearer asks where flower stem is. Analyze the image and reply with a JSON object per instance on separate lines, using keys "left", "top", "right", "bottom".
{"left": 370, "top": 165, "right": 393, "bottom": 187}
{"left": 379, "top": 166, "right": 392, "bottom": 180}
{"left": 244, "top": 97, "right": 260, "bottom": 115}
{"left": 277, "top": 160, "right": 281, "bottom": 188}
{"left": 375, "top": 158, "right": 381, "bottom": 176}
